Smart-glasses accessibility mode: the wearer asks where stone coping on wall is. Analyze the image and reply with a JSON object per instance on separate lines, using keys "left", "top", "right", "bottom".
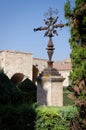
{"left": 0, "top": 50, "right": 32, "bottom": 55}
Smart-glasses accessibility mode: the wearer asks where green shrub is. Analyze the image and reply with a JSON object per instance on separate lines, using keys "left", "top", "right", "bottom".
{"left": 0, "top": 72, "right": 37, "bottom": 105}
{"left": 0, "top": 104, "right": 78, "bottom": 130}
{"left": 0, "top": 72, "right": 78, "bottom": 130}
{"left": 0, "top": 103, "right": 36, "bottom": 130}
{"left": 18, "top": 78, "right": 37, "bottom": 103}
{"left": 0, "top": 72, "right": 23, "bottom": 105}
{"left": 35, "top": 105, "right": 78, "bottom": 130}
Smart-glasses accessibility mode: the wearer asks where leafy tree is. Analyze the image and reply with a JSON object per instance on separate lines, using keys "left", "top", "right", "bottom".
{"left": 64, "top": 0, "right": 86, "bottom": 129}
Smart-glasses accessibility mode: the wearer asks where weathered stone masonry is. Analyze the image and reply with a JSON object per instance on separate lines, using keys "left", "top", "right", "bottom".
{"left": 0, "top": 50, "right": 71, "bottom": 86}
{"left": 0, "top": 50, "right": 33, "bottom": 80}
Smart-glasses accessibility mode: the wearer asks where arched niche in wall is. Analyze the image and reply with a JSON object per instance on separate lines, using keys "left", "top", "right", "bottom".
{"left": 11, "top": 73, "right": 24, "bottom": 84}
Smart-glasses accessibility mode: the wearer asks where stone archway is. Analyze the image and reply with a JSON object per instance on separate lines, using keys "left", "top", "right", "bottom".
{"left": 11, "top": 73, "right": 24, "bottom": 84}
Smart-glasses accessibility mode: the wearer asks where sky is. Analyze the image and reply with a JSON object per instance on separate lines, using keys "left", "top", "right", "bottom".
{"left": 0, "top": 0, "right": 74, "bottom": 61}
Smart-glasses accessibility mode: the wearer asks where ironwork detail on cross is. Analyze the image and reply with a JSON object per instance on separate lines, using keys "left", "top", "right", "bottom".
{"left": 34, "top": 8, "right": 64, "bottom": 68}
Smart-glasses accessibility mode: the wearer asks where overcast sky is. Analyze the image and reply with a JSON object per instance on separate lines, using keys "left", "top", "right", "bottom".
{"left": 0, "top": 0, "right": 75, "bottom": 61}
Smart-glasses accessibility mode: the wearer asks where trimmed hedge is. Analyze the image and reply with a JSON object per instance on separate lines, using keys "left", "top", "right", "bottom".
{"left": 0, "top": 72, "right": 37, "bottom": 105}
{"left": 35, "top": 105, "right": 78, "bottom": 130}
{"left": 18, "top": 78, "right": 37, "bottom": 103}
{"left": 0, "top": 103, "right": 36, "bottom": 130}
{"left": 0, "top": 71, "right": 78, "bottom": 130}
{"left": 0, "top": 72, "right": 23, "bottom": 105}
{"left": 0, "top": 104, "right": 78, "bottom": 130}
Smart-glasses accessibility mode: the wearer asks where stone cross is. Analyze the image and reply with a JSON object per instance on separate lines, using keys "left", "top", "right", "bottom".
{"left": 34, "top": 8, "right": 64, "bottom": 68}
{"left": 34, "top": 8, "right": 65, "bottom": 106}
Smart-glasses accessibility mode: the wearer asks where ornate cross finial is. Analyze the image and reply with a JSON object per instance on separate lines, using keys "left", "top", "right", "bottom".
{"left": 34, "top": 8, "right": 64, "bottom": 37}
{"left": 44, "top": 8, "right": 58, "bottom": 18}
{"left": 34, "top": 8, "right": 64, "bottom": 68}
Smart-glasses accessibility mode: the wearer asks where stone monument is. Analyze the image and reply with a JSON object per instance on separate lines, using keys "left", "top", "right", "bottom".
{"left": 34, "top": 8, "right": 65, "bottom": 106}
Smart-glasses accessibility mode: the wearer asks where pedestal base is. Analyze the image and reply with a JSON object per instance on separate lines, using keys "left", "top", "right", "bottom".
{"left": 37, "top": 68, "right": 65, "bottom": 106}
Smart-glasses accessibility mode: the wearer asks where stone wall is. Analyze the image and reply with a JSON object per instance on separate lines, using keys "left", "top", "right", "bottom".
{"left": 0, "top": 50, "right": 71, "bottom": 86}
{"left": 33, "top": 58, "right": 47, "bottom": 74}
{"left": 53, "top": 59, "right": 71, "bottom": 87}
{"left": 59, "top": 70, "right": 70, "bottom": 87}
{"left": 0, "top": 50, "right": 33, "bottom": 80}
{"left": 34, "top": 58, "right": 71, "bottom": 87}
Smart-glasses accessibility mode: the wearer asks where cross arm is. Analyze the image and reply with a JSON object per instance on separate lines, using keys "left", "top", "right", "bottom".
{"left": 34, "top": 26, "right": 48, "bottom": 32}
{"left": 53, "top": 23, "right": 64, "bottom": 29}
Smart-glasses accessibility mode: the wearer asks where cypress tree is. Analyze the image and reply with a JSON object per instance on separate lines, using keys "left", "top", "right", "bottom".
{"left": 64, "top": 0, "right": 86, "bottom": 129}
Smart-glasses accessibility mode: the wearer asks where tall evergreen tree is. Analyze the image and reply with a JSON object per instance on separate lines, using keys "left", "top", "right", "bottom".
{"left": 64, "top": 0, "right": 86, "bottom": 129}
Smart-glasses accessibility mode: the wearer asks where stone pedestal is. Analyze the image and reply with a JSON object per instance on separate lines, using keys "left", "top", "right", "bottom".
{"left": 37, "top": 67, "right": 64, "bottom": 106}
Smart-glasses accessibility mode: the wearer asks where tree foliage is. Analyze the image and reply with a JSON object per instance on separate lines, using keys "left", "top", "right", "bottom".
{"left": 0, "top": 71, "right": 37, "bottom": 105}
{"left": 64, "top": 0, "right": 86, "bottom": 129}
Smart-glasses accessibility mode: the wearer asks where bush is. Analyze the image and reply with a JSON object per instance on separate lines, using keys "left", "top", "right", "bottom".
{"left": 35, "top": 105, "right": 78, "bottom": 130}
{"left": 0, "top": 103, "right": 36, "bottom": 130}
{"left": 0, "top": 72, "right": 78, "bottom": 130}
{"left": 0, "top": 72, "right": 37, "bottom": 105}
{"left": 0, "top": 104, "right": 78, "bottom": 130}
{"left": 18, "top": 78, "right": 37, "bottom": 103}
{"left": 0, "top": 72, "right": 23, "bottom": 105}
